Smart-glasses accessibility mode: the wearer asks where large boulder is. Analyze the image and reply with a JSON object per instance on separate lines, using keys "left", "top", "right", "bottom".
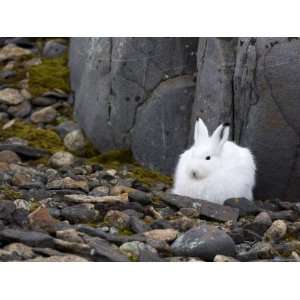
{"left": 70, "top": 37, "right": 300, "bottom": 201}
{"left": 69, "top": 37, "right": 198, "bottom": 173}
{"left": 193, "top": 37, "right": 300, "bottom": 201}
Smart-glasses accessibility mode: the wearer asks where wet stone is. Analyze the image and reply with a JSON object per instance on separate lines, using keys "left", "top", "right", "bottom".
{"left": 171, "top": 224, "right": 236, "bottom": 261}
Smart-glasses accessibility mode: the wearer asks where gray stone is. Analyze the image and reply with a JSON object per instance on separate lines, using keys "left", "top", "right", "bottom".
{"left": 43, "top": 40, "right": 67, "bottom": 58}
{"left": 31, "top": 106, "right": 57, "bottom": 123}
{"left": 63, "top": 129, "right": 86, "bottom": 153}
{"left": 49, "top": 151, "right": 75, "bottom": 168}
{"left": 61, "top": 204, "right": 98, "bottom": 224}
{"left": 70, "top": 37, "right": 198, "bottom": 174}
{"left": 193, "top": 37, "right": 300, "bottom": 201}
{"left": 171, "top": 224, "right": 236, "bottom": 261}
{"left": 224, "top": 198, "right": 259, "bottom": 217}
{"left": 0, "top": 143, "right": 49, "bottom": 158}
{"left": 0, "top": 228, "right": 54, "bottom": 247}
{"left": 85, "top": 236, "right": 129, "bottom": 262}
{"left": 7, "top": 100, "right": 31, "bottom": 118}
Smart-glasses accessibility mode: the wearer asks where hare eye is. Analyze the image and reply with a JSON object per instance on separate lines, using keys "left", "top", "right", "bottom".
{"left": 205, "top": 156, "right": 211, "bottom": 160}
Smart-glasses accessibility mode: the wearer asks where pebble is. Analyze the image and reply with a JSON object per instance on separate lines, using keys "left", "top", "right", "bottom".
{"left": 63, "top": 129, "right": 86, "bottom": 153}
{"left": 31, "top": 106, "right": 57, "bottom": 123}
{"left": 0, "top": 150, "right": 21, "bottom": 163}
{"left": 43, "top": 40, "right": 67, "bottom": 58}
{"left": 47, "top": 177, "right": 89, "bottom": 192}
{"left": 0, "top": 44, "right": 32, "bottom": 62}
{"left": 49, "top": 151, "right": 75, "bottom": 168}
{"left": 144, "top": 229, "right": 178, "bottom": 242}
{"left": 104, "top": 210, "right": 130, "bottom": 230}
{"left": 7, "top": 100, "right": 32, "bottom": 118}
{"left": 264, "top": 220, "right": 287, "bottom": 242}
{"left": 29, "top": 255, "right": 88, "bottom": 262}
{"left": 213, "top": 255, "right": 239, "bottom": 262}
{"left": 0, "top": 88, "right": 24, "bottom": 105}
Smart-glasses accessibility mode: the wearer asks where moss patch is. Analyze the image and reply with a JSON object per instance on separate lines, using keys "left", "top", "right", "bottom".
{"left": 0, "top": 185, "right": 22, "bottom": 200}
{"left": 28, "top": 54, "right": 70, "bottom": 97}
{"left": 87, "top": 150, "right": 134, "bottom": 168}
{"left": 130, "top": 166, "right": 172, "bottom": 187}
{"left": 0, "top": 121, "right": 64, "bottom": 154}
{"left": 87, "top": 149, "right": 172, "bottom": 187}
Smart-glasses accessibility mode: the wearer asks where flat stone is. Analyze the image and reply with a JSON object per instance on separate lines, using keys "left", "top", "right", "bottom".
{"left": 64, "top": 193, "right": 128, "bottom": 204}
{"left": 129, "top": 215, "right": 151, "bottom": 233}
{"left": 0, "top": 144, "right": 49, "bottom": 159}
{"left": 47, "top": 177, "right": 89, "bottom": 192}
{"left": 269, "top": 210, "right": 297, "bottom": 222}
{"left": 144, "top": 229, "right": 178, "bottom": 242}
{"left": 0, "top": 88, "right": 24, "bottom": 105}
{"left": 197, "top": 200, "right": 239, "bottom": 222}
{"left": 56, "top": 229, "right": 84, "bottom": 244}
{"left": 28, "top": 207, "right": 60, "bottom": 233}
{"left": 171, "top": 224, "right": 236, "bottom": 261}
{"left": 3, "top": 243, "right": 35, "bottom": 260}
{"left": 0, "top": 228, "right": 54, "bottom": 247}
{"left": 31, "top": 96, "right": 56, "bottom": 106}
{"left": 128, "top": 190, "right": 152, "bottom": 205}
{"left": 28, "top": 255, "right": 88, "bottom": 262}
{"left": 31, "top": 106, "right": 57, "bottom": 123}
{"left": 157, "top": 192, "right": 195, "bottom": 208}
{"left": 85, "top": 236, "right": 129, "bottom": 262}
{"left": 53, "top": 238, "right": 91, "bottom": 257}
{"left": 224, "top": 198, "right": 259, "bottom": 217}
{"left": 61, "top": 204, "right": 98, "bottom": 224}
{"left": 0, "top": 44, "right": 32, "bottom": 62}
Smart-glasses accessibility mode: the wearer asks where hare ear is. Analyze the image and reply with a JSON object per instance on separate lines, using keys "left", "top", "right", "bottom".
{"left": 211, "top": 123, "right": 230, "bottom": 152}
{"left": 194, "top": 118, "right": 209, "bottom": 144}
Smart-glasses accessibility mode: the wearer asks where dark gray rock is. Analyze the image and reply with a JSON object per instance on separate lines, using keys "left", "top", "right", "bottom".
{"left": 70, "top": 37, "right": 198, "bottom": 174}
{"left": 0, "top": 144, "right": 49, "bottom": 159}
{"left": 84, "top": 236, "right": 129, "bottom": 262}
{"left": 7, "top": 100, "right": 32, "bottom": 118}
{"left": 128, "top": 190, "right": 152, "bottom": 205}
{"left": 43, "top": 40, "right": 67, "bottom": 58}
{"left": 193, "top": 37, "right": 300, "bottom": 201}
{"left": 0, "top": 70, "right": 16, "bottom": 80}
{"left": 0, "top": 200, "right": 16, "bottom": 224}
{"left": 171, "top": 225, "right": 236, "bottom": 261}
{"left": 61, "top": 204, "right": 98, "bottom": 224}
{"left": 269, "top": 210, "right": 297, "bottom": 221}
{"left": 224, "top": 198, "right": 259, "bottom": 217}
{"left": 129, "top": 215, "right": 151, "bottom": 233}
{"left": 0, "top": 228, "right": 54, "bottom": 248}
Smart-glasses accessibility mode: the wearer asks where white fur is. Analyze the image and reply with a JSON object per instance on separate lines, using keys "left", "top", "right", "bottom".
{"left": 172, "top": 118, "right": 256, "bottom": 205}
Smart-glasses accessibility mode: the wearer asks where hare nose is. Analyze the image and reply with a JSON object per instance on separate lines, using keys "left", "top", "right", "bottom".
{"left": 191, "top": 171, "right": 198, "bottom": 179}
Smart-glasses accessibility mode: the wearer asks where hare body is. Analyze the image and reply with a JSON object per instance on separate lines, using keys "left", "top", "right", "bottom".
{"left": 172, "top": 119, "right": 256, "bottom": 205}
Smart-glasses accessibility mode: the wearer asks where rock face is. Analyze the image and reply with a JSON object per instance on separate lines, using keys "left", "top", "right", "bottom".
{"left": 69, "top": 37, "right": 300, "bottom": 200}
{"left": 193, "top": 37, "right": 300, "bottom": 201}
{"left": 70, "top": 37, "right": 198, "bottom": 173}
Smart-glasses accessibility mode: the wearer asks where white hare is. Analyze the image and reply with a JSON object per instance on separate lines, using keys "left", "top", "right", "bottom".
{"left": 172, "top": 118, "right": 256, "bottom": 205}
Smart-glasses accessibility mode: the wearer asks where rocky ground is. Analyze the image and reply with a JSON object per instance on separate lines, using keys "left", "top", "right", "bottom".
{"left": 0, "top": 38, "right": 300, "bottom": 262}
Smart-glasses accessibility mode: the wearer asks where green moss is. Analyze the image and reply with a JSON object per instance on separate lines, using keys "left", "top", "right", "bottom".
{"left": 0, "top": 185, "right": 22, "bottom": 200}
{"left": 118, "top": 228, "right": 134, "bottom": 236}
{"left": 0, "top": 121, "right": 64, "bottom": 154}
{"left": 29, "top": 201, "right": 41, "bottom": 212}
{"left": 82, "top": 141, "right": 99, "bottom": 158}
{"left": 128, "top": 255, "right": 139, "bottom": 262}
{"left": 28, "top": 54, "right": 70, "bottom": 97}
{"left": 87, "top": 150, "right": 134, "bottom": 168}
{"left": 130, "top": 166, "right": 172, "bottom": 187}
{"left": 87, "top": 149, "right": 172, "bottom": 187}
